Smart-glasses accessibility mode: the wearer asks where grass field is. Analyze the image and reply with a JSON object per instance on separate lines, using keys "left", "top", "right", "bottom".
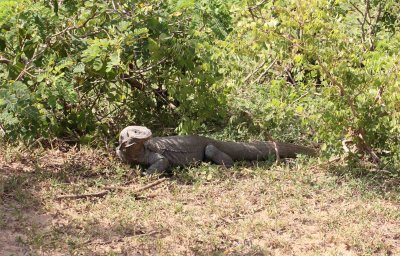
{"left": 1, "top": 146, "right": 399, "bottom": 255}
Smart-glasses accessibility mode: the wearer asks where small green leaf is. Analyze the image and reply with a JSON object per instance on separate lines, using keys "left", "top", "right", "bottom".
{"left": 117, "top": 21, "right": 131, "bottom": 32}
{"left": 93, "top": 58, "right": 103, "bottom": 71}
{"left": 73, "top": 63, "right": 85, "bottom": 74}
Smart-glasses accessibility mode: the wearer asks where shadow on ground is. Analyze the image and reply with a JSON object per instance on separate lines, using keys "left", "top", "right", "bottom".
{"left": 327, "top": 163, "right": 400, "bottom": 199}
{"left": 1, "top": 166, "right": 48, "bottom": 255}
{"left": 0, "top": 148, "right": 130, "bottom": 255}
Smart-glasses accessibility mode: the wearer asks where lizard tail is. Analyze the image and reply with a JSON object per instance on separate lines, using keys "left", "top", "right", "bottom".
{"left": 268, "top": 141, "right": 317, "bottom": 158}
{"left": 213, "top": 140, "right": 317, "bottom": 161}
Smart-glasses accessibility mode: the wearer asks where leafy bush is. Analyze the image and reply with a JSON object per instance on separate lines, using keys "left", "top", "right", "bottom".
{"left": 216, "top": 0, "right": 400, "bottom": 169}
{"left": 0, "top": 0, "right": 231, "bottom": 143}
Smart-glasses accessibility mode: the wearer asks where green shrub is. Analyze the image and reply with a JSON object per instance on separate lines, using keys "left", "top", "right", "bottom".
{"left": 0, "top": 0, "right": 231, "bottom": 143}
{"left": 216, "top": 0, "right": 400, "bottom": 169}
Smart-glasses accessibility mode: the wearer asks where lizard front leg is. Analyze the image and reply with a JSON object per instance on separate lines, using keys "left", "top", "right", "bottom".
{"left": 205, "top": 144, "right": 234, "bottom": 168}
{"left": 143, "top": 152, "right": 170, "bottom": 175}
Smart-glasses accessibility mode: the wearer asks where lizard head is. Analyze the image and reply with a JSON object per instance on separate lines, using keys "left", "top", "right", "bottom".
{"left": 116, "top": 126, "right": 152, "bottom": 150}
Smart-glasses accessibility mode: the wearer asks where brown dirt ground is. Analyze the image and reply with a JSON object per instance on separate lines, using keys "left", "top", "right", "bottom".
{"left": 0, "top": 147, "right": 399, "bottom": 255}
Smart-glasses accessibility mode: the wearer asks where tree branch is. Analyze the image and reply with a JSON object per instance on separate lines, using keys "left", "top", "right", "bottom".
{"left": 244, "top": 59, "right": 266, "bottom": 82}
{"left": 255, "top": 58, "right": 277, "bottom": 83}
{"left": 248, "top": 0, "right": 267, "bottom": 11}
{"left": 0, "top": 56, "right": 11, "bottom": 64}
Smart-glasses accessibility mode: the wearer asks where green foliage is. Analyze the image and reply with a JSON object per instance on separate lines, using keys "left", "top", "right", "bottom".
{"left": 0, "top": 0, "right": 231, "bottom": 143}
{"left": 215, "top": 0, "right": 400, "bottom": 169}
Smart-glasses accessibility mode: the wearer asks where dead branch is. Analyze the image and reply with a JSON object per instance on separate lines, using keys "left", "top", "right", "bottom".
{"left": 55, "top": 190, "right": 109, "bottom": 200}
{"left": 0, "top": 56, "right": 11, "bottom": 64}
{"left": 55, "top": 177, "right": 168, "bottom": 200}
{"left": 104, "top": 177, "right": 168, "bottom": 193}
{"left": 133, "top": 177, "right": 168, "bottom": 193}
{"left": 357, "top": 129, "right": 380, "bottom": 162}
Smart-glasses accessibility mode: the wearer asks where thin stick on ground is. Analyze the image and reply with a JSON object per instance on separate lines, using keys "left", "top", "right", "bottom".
{"left": 55, "top": 177, "right": 168, "bottom": 200}
{"left": 131, "top": 177, "right": 168, "bottom": 193}
{"left": 55, "top": 190, "right": 109, "bottom": 200}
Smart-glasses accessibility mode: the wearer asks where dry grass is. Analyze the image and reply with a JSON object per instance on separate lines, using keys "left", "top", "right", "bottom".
{"left": 0, "top": 146, "right": 399, "bottom": 255}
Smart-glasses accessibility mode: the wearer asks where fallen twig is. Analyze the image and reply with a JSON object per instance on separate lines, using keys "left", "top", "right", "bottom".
{"left": 55, "top": 190, "right": 109, "bottom": 200}
{"left": 132, "top": 177, "right": 168, "bottom": 193}
{"left": 55, "top": 177, "right": 168, "bottom": 200}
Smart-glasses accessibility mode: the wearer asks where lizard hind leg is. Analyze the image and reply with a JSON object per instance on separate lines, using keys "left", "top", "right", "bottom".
{"left": 204, "top": 144, "right": 234, "bottom": 168}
